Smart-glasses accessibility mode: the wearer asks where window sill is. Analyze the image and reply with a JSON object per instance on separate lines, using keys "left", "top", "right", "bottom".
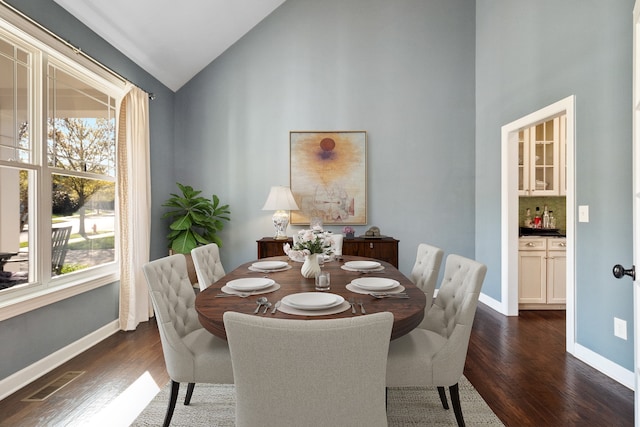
{"left": 0, "top": 270, "right": 119, "bottom": 322}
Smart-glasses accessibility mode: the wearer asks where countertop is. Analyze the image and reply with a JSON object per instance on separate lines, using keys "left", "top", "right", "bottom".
{"left": 519, "top": 227, "right": 566, "bottom": 238}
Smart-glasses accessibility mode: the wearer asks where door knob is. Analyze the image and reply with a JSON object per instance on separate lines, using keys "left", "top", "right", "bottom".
{"left": 612, "top": 264, "right": 636, "bottom": 280}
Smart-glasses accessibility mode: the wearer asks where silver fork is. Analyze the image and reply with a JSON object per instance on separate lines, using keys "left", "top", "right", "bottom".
{"left": 358, "top": 299, "right": 366, "bottom": 314}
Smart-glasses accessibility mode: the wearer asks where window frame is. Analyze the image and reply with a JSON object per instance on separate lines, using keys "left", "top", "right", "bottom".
{"left": 0, "top": 6, "right": 127, "bottom": 321}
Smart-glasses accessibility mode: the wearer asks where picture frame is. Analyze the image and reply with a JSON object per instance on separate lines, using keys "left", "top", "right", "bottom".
{"left": 290, "top": 130, "right": 367, "bottom": 225}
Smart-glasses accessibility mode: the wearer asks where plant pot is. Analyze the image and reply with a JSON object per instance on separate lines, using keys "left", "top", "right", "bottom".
{"left": 345, "top": 233, "right": 355, "bottom": 239}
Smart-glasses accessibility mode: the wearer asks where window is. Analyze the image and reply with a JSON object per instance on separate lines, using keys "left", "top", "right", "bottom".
{"left": 0, "top": 12, "right": 125, "bottom": 311}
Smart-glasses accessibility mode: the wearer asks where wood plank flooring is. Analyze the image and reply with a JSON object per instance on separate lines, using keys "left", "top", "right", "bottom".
{"left": 0, "top": 303, "right": 634, "bottom": 426}
{"left": 465, "top": 306, "right": 634, "bottom": 426}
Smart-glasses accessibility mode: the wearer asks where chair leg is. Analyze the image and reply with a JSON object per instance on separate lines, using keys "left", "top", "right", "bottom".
{"left": 449, "top": 383, "right": 465, "bottom": 427}
{"left": 437, "top": 386, "right": 449, "bottom": 409}
{"left": 184, "top": 382, "right": 195, "bottom": 405}
{"left": 163, "top": 380, "right": 180, "bottom": 427}
{"left": 385, "top": 387, "right": 388, "bottom": 410}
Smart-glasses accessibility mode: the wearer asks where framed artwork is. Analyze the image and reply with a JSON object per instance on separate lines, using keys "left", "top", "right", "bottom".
{"left": 290, "top": 130, "right": 367, "bottom": 225}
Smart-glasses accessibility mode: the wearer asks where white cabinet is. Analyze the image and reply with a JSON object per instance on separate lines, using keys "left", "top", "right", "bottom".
{"left": 518, "top": 116, "right": 566, "bottom": 196}
{"left": 518, "top": 237, "right": 566, "bottom": 309}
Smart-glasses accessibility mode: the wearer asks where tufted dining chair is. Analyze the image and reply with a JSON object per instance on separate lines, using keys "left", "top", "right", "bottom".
{"left": 386, "top": 254, "right": 487, "bottom": 427}
{"left": 224, "top": 311, "right": 394, "bottom": 427}
{"left": 143, "top": 254, "right": 233, "bottom": 427}
{"left": 409, "top": 243, "right": 444, "bottom": 308}
{"left": 191, "top": 243, "right": 226, "bottom": 291}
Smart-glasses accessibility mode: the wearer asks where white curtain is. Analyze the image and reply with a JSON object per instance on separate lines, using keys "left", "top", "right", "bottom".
{"left": 117, "top": 86, "right": 153, "bottom": 331}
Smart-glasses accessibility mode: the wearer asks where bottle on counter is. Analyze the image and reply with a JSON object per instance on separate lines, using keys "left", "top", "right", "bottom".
{"left": 534, "top": 207, "right": 541, "bottom": 228}
{"left": 524, "top": 208, "right": 532, "bottom": 227}
{"left": 542, "top": 205, "right": 550, "bottom": 229}
{"left": 549, "top": 211, "right": 556, "bottom": 229}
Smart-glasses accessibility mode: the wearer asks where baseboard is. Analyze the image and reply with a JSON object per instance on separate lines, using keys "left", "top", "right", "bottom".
{"left": 0, "top": 319, "right": 120, "bottom": 401}
{"left": 573, "top": 343, "right": 634, "bottom": 390}
{"left": 478, "top": 292, "right": 506, "bottom": 314}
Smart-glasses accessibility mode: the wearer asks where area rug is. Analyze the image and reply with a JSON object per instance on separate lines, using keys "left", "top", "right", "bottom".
{"left": 132, "top": 376, "right": 504, "bottom": 426}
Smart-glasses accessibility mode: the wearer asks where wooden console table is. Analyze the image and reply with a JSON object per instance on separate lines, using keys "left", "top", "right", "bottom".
{"left": 257, "top": 236, "right": 399, "bottom": 268}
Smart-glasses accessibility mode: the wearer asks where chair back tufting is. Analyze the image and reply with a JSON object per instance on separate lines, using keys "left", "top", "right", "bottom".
{"left": 409, "top": 243, "right": 444, "bottom": 305}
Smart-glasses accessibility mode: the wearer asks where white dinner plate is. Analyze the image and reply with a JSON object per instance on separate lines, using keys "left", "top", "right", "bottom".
{"left": 226, "top": 277, "right": 274, "bottom": 291}
{"left": 351, "top": 277, "right": 400, "bottom": 291}
{"left": 344, "top": 260, "right": 381, "bottom": 270}
{"left": 282, "top": 292, "right": 345, "bottom": 310}
{"left": 251, "top": 260, "right": 289, "bottom": 270}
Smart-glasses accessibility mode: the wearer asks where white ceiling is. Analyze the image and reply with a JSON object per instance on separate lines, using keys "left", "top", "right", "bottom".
{"left": 54, "top": 0, "right": 286, "bottom": 92}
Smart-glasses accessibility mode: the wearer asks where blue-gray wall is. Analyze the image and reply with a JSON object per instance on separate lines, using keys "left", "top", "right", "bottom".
{"left": 476, "top": 0, "right": 634, "bottom": 369}
{"left": 175, "top": 0, "right": 477, "bottom": 275}
{"left": 0, "top": 0, "right": 175, "bottom": 380}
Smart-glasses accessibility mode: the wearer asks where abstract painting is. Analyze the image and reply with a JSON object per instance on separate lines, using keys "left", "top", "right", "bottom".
{"left": 290, "top": 131, "right": 367, "bottom": 225}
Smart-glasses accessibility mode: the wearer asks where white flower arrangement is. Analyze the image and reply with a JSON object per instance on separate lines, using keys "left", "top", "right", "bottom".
{"left": 283, "top": 226, "right": 334, "bottom": 261}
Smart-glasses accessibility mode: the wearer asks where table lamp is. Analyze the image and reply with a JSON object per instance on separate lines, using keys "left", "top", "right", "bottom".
{"left": 262, "top": 186, "right": 299, "bottom": 240}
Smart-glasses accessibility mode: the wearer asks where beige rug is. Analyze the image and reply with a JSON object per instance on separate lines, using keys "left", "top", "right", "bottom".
{"left": 132, "top": 376, "right": 504, "bottom": 426}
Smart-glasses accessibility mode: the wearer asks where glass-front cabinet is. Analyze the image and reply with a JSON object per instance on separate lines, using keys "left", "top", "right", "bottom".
{"left": 518, "top": 115, "right": 566, "bottom": 196}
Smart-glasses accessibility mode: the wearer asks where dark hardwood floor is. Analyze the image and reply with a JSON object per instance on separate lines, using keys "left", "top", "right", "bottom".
{"left": 0, "top": 303, "right": 634, "bottom": 426}
{"left": 465, "top": 306, "right": 634, "bottom": 426}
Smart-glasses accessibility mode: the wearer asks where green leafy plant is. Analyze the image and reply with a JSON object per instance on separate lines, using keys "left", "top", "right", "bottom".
{"left": 162, "top": 183, "right": 231, "bottom": 254}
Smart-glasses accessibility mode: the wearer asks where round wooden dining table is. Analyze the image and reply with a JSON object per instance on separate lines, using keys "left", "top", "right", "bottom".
{"left": 195, "top": 255, "right": 426, "bottom": 340}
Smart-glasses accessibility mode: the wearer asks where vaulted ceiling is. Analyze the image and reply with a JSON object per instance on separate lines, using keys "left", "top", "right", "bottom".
{"left": 54, "top": 0, "right": 287, "bottom": 91}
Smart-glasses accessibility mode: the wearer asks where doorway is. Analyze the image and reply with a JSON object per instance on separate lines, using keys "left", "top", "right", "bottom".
{"left": 500, "top": 95, "right": 576, "bottom": 355}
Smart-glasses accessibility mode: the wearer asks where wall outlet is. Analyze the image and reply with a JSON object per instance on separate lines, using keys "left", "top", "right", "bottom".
{"left": 614, "top": 317, "right": 627, "bottom": 340}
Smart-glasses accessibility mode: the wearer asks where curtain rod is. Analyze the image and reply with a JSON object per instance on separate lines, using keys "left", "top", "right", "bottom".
{"left": 1, "top": 1, "right": 156, "bottom": 100}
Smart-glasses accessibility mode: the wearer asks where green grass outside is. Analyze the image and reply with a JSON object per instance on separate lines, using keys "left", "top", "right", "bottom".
{"left": 19, "top": 235, "right": 114, "bottom": 250}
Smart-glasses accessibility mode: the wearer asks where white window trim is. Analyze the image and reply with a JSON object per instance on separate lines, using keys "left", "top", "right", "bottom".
{"left": 0, "top": 4, "right": 126, "bottom": 320}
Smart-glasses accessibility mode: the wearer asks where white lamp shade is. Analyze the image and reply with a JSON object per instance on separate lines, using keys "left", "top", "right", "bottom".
{"left": 262, "top": 186, "right": 299, "bottom": 211}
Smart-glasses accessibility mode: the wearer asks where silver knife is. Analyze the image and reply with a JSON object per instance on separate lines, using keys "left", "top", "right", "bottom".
{"left": 271, "top": 300, "right": 281, "bottom": 314}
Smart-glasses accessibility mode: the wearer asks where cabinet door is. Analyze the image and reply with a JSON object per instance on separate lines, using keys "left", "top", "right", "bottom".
{"left": 519, "top": 117, "right": 562, "bottom": 196}
{"left": 257, "top": 238, "right": 292, "bottom": 258}
{"left": 518, "top": 250, "right": 547, "bottom": 304}
{"left": 547, "top": 250, "right": 566, "bottom": 304}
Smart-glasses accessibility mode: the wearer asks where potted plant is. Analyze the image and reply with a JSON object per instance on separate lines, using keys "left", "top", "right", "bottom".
{"left": 162, "top": 182, "right": 231, "bottom": 254}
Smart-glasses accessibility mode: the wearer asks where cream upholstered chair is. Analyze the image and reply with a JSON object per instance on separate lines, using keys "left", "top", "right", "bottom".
{"left": 224, "top": 311, "right": 394, "bottom": 427}
{"left": 409, "top": 243, "right": 444, "bottom": 306}
{"left": 191, "top": 243, "right": 226, "bottom": 291}
{"left": 142, "top": 254, "right": 233, "bottom": 427}
{"left": 386, "top": 254, "right": 487, "bottom": 427}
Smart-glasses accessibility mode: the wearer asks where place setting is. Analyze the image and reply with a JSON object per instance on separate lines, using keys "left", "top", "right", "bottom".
{"left": 247, "top": 260, "right": 292, "bottom": 273}
{"left": 340, "top": 260, "right": 385, "bottom": 273}
{"left": 216, "top": 277, "right": 281, "bottom": 297}
{"left": 276, "top": 292, "right": 351, "bottom": 316}
{"left": 346, "top": 276, "right": 407, "bottom": 297}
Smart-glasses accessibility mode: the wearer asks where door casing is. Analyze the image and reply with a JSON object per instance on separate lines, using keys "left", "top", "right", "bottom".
{"left": 500, "top": 95, "right": 576, "bottom": 356}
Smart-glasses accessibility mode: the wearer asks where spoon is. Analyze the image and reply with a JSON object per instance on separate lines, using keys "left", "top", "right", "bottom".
{"left": 262, "top": 301, "right": 272, "bottom": 314}
{"left": 254, "top": 297, "right": 268, "bottom": 313}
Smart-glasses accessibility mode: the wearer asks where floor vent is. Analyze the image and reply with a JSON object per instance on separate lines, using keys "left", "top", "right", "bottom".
{"left": 22, "top": 371, "right": 85, "bottom": 402}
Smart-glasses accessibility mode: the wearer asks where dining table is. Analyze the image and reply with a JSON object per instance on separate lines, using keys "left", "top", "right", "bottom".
{"left": 195, "top": 255, "right": 426, "bottom": 340}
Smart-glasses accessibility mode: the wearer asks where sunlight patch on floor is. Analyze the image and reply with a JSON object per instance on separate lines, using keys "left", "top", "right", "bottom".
{"left": 86, "top": 371, "right": 161, "bottom": 426}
